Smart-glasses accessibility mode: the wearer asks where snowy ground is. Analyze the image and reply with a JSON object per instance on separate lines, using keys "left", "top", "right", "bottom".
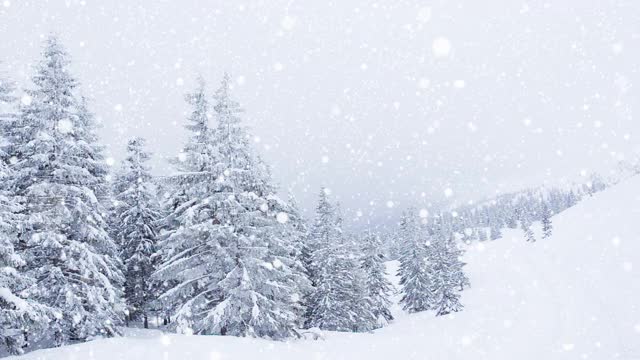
{"left": 10, "top": 177, "right": 640, "bottom": 359}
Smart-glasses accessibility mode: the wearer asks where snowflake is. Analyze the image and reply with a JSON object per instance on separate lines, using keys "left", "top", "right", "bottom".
{"left": 432, "top": 37, "right": 451, "bottom": 57}
{"left": 276, "top": 212, "right": 289, "bottom": 223}
{"left": 57, "top": 119, "right": 73, "bottom": 134}
{"left": 453, "top": 80, "right": 466, "bottom": 88}
{"left": 416, "top": 7, "right": 431, "bottom": 22}
{"left": 20, "top": 94, "right": 32, "bottom": 105}
{"left": 281, "top": 15, "right": 296, "bottom": 30}
{"left": 611, "top": 236, "right": 621, "bottom": 247}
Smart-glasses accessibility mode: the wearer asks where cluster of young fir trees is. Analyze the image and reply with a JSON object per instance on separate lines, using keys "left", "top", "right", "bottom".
{"left": 396, "top": 209, "right": 470, "bottom": 315}
{"left": 1, "top": 36, "right": 468, "bottom": 355}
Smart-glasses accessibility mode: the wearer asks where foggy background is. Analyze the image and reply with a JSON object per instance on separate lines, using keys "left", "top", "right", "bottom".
{"left": 1, "top": 0, "right": 639, "bottom": 228}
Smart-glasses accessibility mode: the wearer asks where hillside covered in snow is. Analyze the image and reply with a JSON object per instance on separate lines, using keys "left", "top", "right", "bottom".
{"left": 10, "top": 175, "right": 640, "bottom": 360}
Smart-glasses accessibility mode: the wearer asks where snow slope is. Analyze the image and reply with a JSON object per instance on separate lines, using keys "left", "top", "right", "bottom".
{"left": 10, "top": 176, "right": 640, "bottom": 359}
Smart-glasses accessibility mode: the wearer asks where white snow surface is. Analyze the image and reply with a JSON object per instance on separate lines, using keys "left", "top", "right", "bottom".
{"left": 11, "top": 176, "right": 640, "bottom": 359}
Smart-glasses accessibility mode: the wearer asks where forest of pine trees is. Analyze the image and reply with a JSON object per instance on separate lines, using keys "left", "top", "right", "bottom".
{"left": 0, "top": 36, "right": 599, "bottom": 355}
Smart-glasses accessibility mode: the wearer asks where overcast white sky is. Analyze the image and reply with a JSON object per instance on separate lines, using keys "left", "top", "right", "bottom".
{"left": 1, "top": 0, "right": 639, "bottom": 227}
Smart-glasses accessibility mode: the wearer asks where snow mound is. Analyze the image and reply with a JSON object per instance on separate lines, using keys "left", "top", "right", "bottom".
{"left": 11, "top": 176, "right": 640, "bottom": 359}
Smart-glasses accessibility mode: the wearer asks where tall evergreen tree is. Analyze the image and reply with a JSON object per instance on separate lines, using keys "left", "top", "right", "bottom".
{"left": 541, "top": 203, "right": 553, "bottom": 239}
{"left": 151, "top": 78, "right": 217, "bottom": 327}
{"left": 428, "top": 231, "right": 468, "bottom": 316}
{"left": 6, "top": 36, "right": 124, "bottom": 345}
{"left": 284, "top": 193, "right": 312, "bottom": 327}
{"left": 360, "top": 231, "right": 393, "bottom": 327}
{"left": 520, "top": 215, "right": 535, "bottom": 242}
{"left": 398, "top": 209, "right": 432, "bottom": 313}
{"left": 0, "top": 155, "right": 51, "bottom": 355}
{"left": 306, "top": 189, "right": 375, "bottom": 331}
{"left": 154, "top": 75, "right": 306, "bottom": 339}
{"left": 0, "top": 72, "right": 16, "bottom": 140}
{"left": 112, "top": 137, "right": 160, "bottom": 328}
{"left": 489, "top": 222, "right": 502, "bottom": 241}
{"left": 477, "top": 228, "right": 487, "bottom": 241}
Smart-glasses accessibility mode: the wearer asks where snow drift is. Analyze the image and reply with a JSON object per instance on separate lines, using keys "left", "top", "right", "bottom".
{"left": 10, "top": 176, "right": 640, "bottom": 359}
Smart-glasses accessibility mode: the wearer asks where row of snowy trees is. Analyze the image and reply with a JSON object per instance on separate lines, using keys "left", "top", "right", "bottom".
{"left": 384, "top": 182, "right": 606, "bottom": 259}
{"left": 0, "top": 36, "right": 469, "bottom": 355}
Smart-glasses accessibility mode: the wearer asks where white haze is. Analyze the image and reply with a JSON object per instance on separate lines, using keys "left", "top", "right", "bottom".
{"left": 1, "top": 0, "right": 639, "bottom": 227}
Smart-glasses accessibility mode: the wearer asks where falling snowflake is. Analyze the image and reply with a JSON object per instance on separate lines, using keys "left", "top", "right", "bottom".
{"left": 416, "top": 7, "right": 431, "bottom": 22}
{"left": 418, "top": 78, "right": 430, "bottom": 89}
{"left": 281, "top": 15, "right": 296, "bottom": 30}
{"left": 21, "top": 94, "right": 32, "bottom": 105}
{"left": 276, "top": 212, "right": 289, "bottom": 223}
{"left": 57, "top": 119, "right": 73, "bottom": 134}
{"left": 432, "top": 37, "right": 451, "bottom": 57}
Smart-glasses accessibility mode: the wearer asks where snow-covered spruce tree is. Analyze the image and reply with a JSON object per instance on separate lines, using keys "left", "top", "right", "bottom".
{"left": 306, "top": 189, "right": 376, "bottom": 331}
{"left": 489, "top": 221, "right": 502, "bottom": 240}
{"left": 0, "top": 72, "right": 16, "bottom": 134}
{"left": 397, "top": 209, "right": 433, "bottom": 313}
{"left": 6, "top": 36, "right": 124, "bottom": 345}
{"left": 112, "top": 137, "right": 160, "bottom": 328}
{"left": 0, "top": 155, "right": 52, "bottom": 355}
{"left": 477, "top": 228, "right": 488, "bottom": 241}
{"left": 428, "top": 230, "right": 469, "bottom": 316}
{"left": 541, "top": 203, "right": 553, "bottom": 239}
{"left": 151, "top": 77, "right": 217, "bottom": 326}
{"left": 520, "top": 215, "right": 535, "bottom": 242}
{"left": 360, "top": 231, "right": 393, "bottom": 327}
{"left": 284, "top": 193, "right": 313, "bottom": 327}
{"left": 386, "top": 231, "right": 403, "bottom": 260}
{"left": 154, "top": 74, "right": 306, "bottom": 339}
